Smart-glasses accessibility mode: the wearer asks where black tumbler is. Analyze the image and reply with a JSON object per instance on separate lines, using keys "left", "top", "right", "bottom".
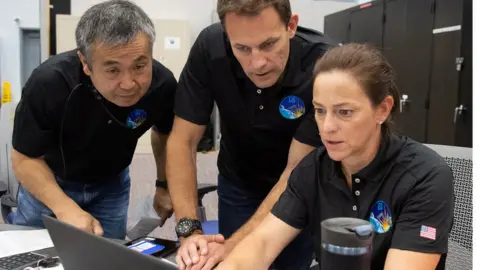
{"left": 320, "top": 217, "right": 374, "bottom": 270}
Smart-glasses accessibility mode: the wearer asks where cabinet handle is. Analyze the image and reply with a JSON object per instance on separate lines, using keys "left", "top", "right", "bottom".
{"left": 453, "top": 105, "right": 467, "bottom": 124}
{"left": 399, "top": 94, "right": 410, "bottom": 113}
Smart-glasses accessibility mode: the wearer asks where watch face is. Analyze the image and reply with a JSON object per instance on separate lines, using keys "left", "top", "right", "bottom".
{"left": 176, "top": 219, "right": 194, "bottom": 237}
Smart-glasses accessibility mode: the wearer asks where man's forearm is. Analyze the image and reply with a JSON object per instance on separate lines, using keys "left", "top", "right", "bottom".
{"left": 12, "top": 151, "right": 78, "bottom": 214}
{"left": 226, "top": 168, "right": 291, "bottom": 246}
{"left": 165, "top": 137, "right": 199, "bottom": 220}
{"left": 219, "top": 233, "right": 272, "bottom": 270}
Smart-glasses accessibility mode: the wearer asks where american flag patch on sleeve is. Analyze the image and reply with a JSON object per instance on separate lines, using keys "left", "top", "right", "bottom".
{"left": 420, "top": 225, "right": 436, "bottom": 240}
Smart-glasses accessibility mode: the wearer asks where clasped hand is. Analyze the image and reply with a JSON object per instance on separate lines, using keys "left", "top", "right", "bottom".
{"left": 176, "top": 234, "right": 231, "bottom": 270}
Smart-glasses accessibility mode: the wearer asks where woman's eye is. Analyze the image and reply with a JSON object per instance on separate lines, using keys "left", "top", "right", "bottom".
{"left": 315, "top": 108, "right": 325, "bottom": 115}
{"left": 339, "top": 109, "right": 353, "bottom": 116}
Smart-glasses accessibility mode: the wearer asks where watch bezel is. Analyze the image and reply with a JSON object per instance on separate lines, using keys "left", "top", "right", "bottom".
{"left": 175, "top": 218, "right": 202, "bottom": 238}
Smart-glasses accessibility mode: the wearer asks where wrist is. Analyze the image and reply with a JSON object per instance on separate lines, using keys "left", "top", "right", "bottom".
{"left": 51, "top": 198, "right": 80, "bottom": 215}
{"left": 155, "top": 179, "right": 168, "bottom": 189}
{"left": 224, "top": 238, "right": 237, "bottom": 253}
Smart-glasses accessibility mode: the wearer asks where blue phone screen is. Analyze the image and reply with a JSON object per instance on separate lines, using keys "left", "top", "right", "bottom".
{"left": 128, "top": 240, "right": 165, "bottom": 255}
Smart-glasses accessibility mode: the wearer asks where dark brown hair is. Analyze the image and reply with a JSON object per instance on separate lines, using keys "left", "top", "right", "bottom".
{"left": 312, "top": 43, "right": 400, "bottom": 136}
{"left": 217, "top": 0, "right": 292, "bottom": 27}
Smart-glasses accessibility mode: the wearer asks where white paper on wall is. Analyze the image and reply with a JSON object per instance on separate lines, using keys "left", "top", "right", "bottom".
{"left": 164, "top": 36, "right": 181, "bottom": 50}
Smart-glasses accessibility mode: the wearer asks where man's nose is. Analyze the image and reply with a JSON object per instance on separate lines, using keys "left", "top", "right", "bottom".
{"left": 251, "top": 50, "right": 267, "bottom": 70}
{"left": 119, "top": 72, "right": 136, "bottom": 90}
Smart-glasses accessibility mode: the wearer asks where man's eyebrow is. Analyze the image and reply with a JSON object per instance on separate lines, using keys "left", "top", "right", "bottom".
{"left": 102, "top": 60, "right": 119, "bottom": 66}
{"left": 134, "top": 55, "right": 148, "bottom": 61}
{"left": 260, "top": 37, "right": 280, "bottom": 45}
{"left": 233, "top": 37, "right": 280, "bottom": 48}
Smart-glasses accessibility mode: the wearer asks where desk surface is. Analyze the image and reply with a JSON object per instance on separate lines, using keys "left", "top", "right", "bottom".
{"left": 0, "top": 224, "right": 177, "bottom": 263}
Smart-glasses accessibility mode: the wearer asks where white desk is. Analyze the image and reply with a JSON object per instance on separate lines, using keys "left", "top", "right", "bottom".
{"left": 0, "top": 224, "right": 177, "bottom": 267}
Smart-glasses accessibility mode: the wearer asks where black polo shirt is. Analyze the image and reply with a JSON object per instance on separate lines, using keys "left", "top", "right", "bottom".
{"left": 271, "top": 135, "right": 454, "bottom": 269}
{"left": 175, "top": 23, "right": 336, "bottom": 196}
{"left": 12, "top": 49, "right": 177, "bottom": 183}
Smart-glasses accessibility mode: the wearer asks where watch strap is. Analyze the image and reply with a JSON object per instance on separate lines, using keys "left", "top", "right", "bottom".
{"left": 155, "top": 179, "right": 168, "bottom": 189}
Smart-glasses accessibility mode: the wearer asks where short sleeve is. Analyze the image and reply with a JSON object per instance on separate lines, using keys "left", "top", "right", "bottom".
{"left": 390, "top": 165, "right": 454, "bottom": 253}
{"left": 293, "top": 110, "right": 322, "bottom": 147}
{"left": 174, "top": 28, "right": 214, "bottom": 125}
{"left": 153, "top": 74, "right": 177, "bottom": 135}
{"left": 12, "top": 69, "right": 58, "bottom": 158}
{"left": 271, "top": 153, "right": 317, "bottom": 229}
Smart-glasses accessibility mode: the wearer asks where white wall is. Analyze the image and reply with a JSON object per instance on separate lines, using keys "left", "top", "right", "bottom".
{"left": 0, "top": 0, "right": 40, "bottom": 102}
{"left": 71, "top": 0, "right": 217, "bottom": 47}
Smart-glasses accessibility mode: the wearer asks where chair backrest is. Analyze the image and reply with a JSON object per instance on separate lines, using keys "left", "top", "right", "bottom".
{"left": 424, "top": 144, "right": 472, "bottom": 270}
{"left": 0, "top": 102, "right": 19, "bottom": 200}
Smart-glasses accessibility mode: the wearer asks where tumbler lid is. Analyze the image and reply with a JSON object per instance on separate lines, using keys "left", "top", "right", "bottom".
{"left": 321, "top": 217, "right": 374, "bottom": 248}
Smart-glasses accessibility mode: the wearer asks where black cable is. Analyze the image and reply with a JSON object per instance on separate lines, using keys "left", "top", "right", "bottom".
{"left": 59, "top": 83, "right": 83, "bottom": 180}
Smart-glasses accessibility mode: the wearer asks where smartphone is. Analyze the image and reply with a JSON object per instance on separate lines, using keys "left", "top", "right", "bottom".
{"left": 125, "top": 237, "right": 178, "bottom": 258}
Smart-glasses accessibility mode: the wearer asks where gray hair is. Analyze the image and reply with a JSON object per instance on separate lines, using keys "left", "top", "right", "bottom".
{"left": 75, "top": 0, "right": 156, "bottom": 65}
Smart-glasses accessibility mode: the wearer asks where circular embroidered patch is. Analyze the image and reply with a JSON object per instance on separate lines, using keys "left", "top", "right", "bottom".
{"left": 279, "top": 95, "right": 306, "bottom": 120}
{"left": 126, "top": 109, "right": 147, "bottom": 129}
{"left": 369, "top": 200, "right": 393, "bottom": 234}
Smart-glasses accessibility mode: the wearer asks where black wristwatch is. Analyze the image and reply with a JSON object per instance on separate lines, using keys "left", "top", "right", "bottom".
{"left": 155, "top": 179, "right": 168, "bottom": 189}
{"left": 175, "top": 218, "right": 203, "bottom": 238}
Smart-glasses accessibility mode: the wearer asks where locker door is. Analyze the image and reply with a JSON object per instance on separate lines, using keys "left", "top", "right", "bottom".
{"left": 426, "top": 0, "right": 464, "bottom": 146}
{"left": 324, "top": 9, "right": 350, "bottom": 44}
{"left": 454, "top": 0, "right": 472, "bottom": 147}
{"left": 349, "top": 1, "right": 384, "bottom": 48}
{"left": 383, "top": 0, "right": 434, "bottom": 142}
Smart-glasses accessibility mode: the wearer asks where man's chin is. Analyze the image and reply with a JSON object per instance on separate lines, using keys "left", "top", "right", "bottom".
{"left": 251, "top": 78, "right": 276, "bottom": 89}
{"left": 113, "top": 96, "right": 140, "bottom": 107}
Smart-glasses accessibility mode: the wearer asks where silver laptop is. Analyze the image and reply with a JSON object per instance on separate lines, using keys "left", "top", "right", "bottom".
{"left": 43, "top": 215, "right": 177, "bottom": 270}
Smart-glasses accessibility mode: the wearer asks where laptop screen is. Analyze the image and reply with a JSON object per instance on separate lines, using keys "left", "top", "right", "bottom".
{"left": 127, "top": 240, "right": 165, "bottom": 255}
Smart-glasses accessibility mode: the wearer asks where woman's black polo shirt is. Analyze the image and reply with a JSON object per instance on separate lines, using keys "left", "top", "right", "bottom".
{"left": 12, "top": 50, "right": 177, "bottom": 183}
{"left": 175, "top": 22, "right": 337, "bottom": 196}
{"left": 271, "top": 135, "right": 454, "bottom": 269}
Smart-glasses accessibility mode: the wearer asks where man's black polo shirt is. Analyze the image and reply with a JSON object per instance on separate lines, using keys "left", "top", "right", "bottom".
{"left": 175, "top": 22, "right": 336, "bottom": 195}
{"left": 12, "top": 49, "right": 177, "bottom": 183}
{"left": 271, "top": 135, "right": 454, "bottom": 269}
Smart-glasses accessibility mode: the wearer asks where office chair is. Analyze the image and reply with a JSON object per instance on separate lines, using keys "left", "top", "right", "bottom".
{"left": 196, "top": 183, "right": 219, "bottom": 235}
{"left": 424, "top": 144, "right": 472, "bottom": 270}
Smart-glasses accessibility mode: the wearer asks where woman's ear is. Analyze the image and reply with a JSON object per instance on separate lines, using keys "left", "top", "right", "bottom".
{"left": 376, "top": 95, "right": 394, "bottom": 123}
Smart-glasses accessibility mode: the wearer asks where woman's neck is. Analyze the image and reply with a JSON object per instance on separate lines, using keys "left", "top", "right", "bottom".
{"left": 342, "top": 132, "right": 383, "bottom": 189}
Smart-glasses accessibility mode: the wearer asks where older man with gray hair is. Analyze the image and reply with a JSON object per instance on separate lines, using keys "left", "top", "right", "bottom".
{"left": 10, "top": 0, "right": 176, "bottom": 240}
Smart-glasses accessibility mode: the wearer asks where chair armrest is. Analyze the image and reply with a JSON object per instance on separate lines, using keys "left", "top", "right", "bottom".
{"left": 0, "top": 181, "right": 6, "bottom": 197}
{"left": 197, "top": 183, "right": 218, "bottom": 206}
{"left": 1, "top": 194, "right": 17, "bottom": 223}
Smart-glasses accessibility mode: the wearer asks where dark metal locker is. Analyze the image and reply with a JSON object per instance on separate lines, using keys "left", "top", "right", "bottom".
{"left": 454, "top": 0, "right": 472, "bottom": 147}
{"left": 426, "top": 0, "right": 465, "bottom": 146}
{"left": 324, "top": 9, "right": 350, "bottom": 45}
{"left": 349, "top": 1, "right": 384, "bottom": 49}
{"left": 382, "top": 0, "right": 435, "bottom": 142}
